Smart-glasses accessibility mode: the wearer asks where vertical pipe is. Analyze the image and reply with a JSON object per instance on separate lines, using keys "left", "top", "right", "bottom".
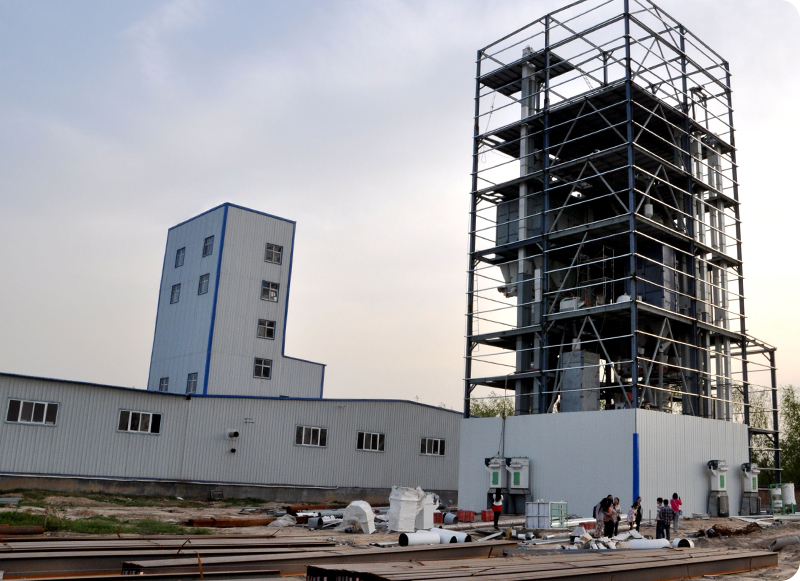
{"left": 464, "top": 50, "right": 483, "bottom": 418}
{"left": 770, "top": 349, "right": 781, "bottom": 484}
{"left": 539, "top": 15, "right": 552, "bottom": 415}
{"left": 624, "top": 0, "right": 639, "bottom": 408}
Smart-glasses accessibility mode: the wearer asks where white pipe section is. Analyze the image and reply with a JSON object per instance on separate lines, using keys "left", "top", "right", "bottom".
{"left": 429, "top": 528, "right": 472, "bottom": 543}
{"left": 399, "top": 531, "right": 443, "bottom": 547}
{"left": 628, "top": 539, "right": 671, "bottom": 550}
{"left": 673, "top": 538, "right": 694, "bottom": 548}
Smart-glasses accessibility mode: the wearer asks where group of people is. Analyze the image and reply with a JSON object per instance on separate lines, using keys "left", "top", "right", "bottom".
{"left": 655, "top": 493, "right": 682, "bottom": 540}
{"left": 592, "top": 493, "right": 681, "bottom": 539}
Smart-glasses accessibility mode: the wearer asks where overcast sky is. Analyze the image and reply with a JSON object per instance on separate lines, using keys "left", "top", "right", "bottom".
{"left": 0, "top": 0, "right": 798, "bottom": 408}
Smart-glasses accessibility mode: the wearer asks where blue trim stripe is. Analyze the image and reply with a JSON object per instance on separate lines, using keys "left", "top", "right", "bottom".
{"left": 169, "top": 202, "right": 294, "bottom": 232}
{"left": 281, "top": 223, "right": 296, "bottom": 357}
{"left": 202, "top": 205, "right": 229, "bottom": 395}
{"left": 0, "top": 372, "right": 460, "bottom": 413}
{"left": 632, "top": 432, "right": 640, "bottom": 503}
{"left": 319, "top": 365, "right": 325, "bottom": 398}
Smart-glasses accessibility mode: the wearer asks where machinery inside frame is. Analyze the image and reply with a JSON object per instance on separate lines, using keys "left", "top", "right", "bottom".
{"left": 464, "top": 0, "right": 780, "bottom": 477}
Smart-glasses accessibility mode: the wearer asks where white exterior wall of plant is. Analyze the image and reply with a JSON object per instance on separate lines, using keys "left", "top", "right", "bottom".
{"left": 459, "top": 409, "right": 751, "bottom": 518}
{"left": 147, "top": 204, "right": 323, "bottom": 399}
{"left": 0, "top": 374, "right": 459, "bottom": 492}
{"left": 458, "top": 411, "right": 635, "bottom": 518}
{"left": 209, "top": 206, "right": 321, "bottom": 398}
{"left": 636, "top": 409, "right": 749, "bottom": 518}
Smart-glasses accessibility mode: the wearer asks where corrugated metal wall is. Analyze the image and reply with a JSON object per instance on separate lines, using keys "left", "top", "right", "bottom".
{"left": 0, "top": 375, "right": 459, "bottom": 492}
{"left": 458, "top": 411, "right": 635, "bottom": 517}
{"left": 636, "top": 409, "right": 749, "bottom": 517}
{"left": 459, "top": 409, "right": 751, "bottom": 518}
{"left": 148, "top": 207, "right": 226, "bottom": 393}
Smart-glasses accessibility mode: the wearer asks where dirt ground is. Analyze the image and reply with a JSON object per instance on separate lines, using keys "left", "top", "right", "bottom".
{"left": 7, "top": 495, "right": 800, "bottom": 580}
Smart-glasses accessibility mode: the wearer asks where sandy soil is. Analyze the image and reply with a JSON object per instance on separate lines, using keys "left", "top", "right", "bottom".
{"left": 14, "top": 497, "right": 800, "bottom": 579}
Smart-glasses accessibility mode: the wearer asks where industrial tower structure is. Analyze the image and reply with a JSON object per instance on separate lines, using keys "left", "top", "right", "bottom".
{"left": 464, "top": 0, "right": 780, "bottom": 480}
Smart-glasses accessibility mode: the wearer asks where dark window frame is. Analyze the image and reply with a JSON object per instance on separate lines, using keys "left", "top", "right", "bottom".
{"left": 294, "top": 425, "right": 328, "bottom": 448}
{"left": 198, "top": 273, "right": 210, "bottom": 295}
{"left": 170, "top": 284, "right": 181, "bottom": 304}
{"left": 265, "top": 243, "right": 283, "bottom": 264}
{"left": 159, "top": 377, "right": 169, "bottom": 392}
{"left": 260, "top": 280, "right": 279, "bottom": 302}
{"left": 186, "top": 373, "right": 198, "bottom": 394}
{"left": 175, "top": 247, "right": 185, "bottom": 268}
{"left": 117, "top": 409, "right": 162, "bottom": 435}
{"left": 356, "top": 430, "right": 385, "bottom": 452}
{"left": 257, "top": 319, "right": 276, "bottom": 340}
{"left": 253, "top": 358, "right": 272, "bottom": 379}
{"left": 420, "top": 437, "right": 446, "bottom": 456}
{"left": 5, "top": 398, "right": 59, "bottom": 427}
{"left": 202, "top": 235, "right": 214, "bottom": 257}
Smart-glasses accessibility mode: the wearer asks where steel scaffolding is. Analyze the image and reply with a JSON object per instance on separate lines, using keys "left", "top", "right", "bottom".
{"left": 463, "top": 0, "right": 780, "bottom": 480}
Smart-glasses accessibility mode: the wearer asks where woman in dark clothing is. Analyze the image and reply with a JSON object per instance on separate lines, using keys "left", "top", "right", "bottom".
{"left": 601, "top": 498, "right": 615, "bottom": 538}
{"left": 634, "top": 496, "right": 643, "bottom": 531}
{"left": 492, "top": 489, "right": 503, "bottom": 530}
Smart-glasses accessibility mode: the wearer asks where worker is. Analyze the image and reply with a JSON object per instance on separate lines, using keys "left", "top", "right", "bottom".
{"left": 670, "top": 493, "right": 682, "bottom": 532}
{"left": 491, "top": 489, "right": 503, "bottom": 530}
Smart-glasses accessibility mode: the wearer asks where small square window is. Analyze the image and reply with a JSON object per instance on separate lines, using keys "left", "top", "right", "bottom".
{"left": 186, "top": 373, "right": 198, "bottom": 394}
{"left": 198, "top": 273, "right": 210, "bottom": 295}
{"left": 175, "top": 247, "right": 185, "bottom": 268}
{"left": 203, "top": 236, "right": 214, "bottom": 257}
{"left": 356, "top": 431, "right": 386, "bottom": 452}
{"left": 254, "top": 358, "right": 272, "bottom": 379}
{"left": 257, "top": 319, "right": 276, "bottom": 340}
{"left": 170, "top": 284, "right": 181, "bottom": 304}
{"left": 420, "top": 437, "right": 445, "bottom": 456}
{"left": 118, "top": 410, "right": 161, "bottom": 435}
{"left": 159, "top": 377, "right": 169, "bottom": 392}
{"left": 265, "top": 243, "right": 283, "bottom": 264}
{"left": 295, "top": 425, "right": 328, "bottom": 447}
{"left": 261, "top": 281, "right": 279, "bottom": 302}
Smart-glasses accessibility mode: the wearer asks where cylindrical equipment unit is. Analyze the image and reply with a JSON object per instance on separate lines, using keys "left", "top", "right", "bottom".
{"left": 740, "top": 463, "right": 761, "bottom": 516}
{"left": 429, "top": 528, "right": 472, "bottom": 543}
{"left": 782, "top": 484, "right": 796, "bottom": 514}
{"left": 398, "top": 531, "right": 442, "bottom": 546}
{"left": 770, "top": 484, "right": 784, "bottom": 514}
{"left": 707, "top": 460, "right": 730, "bottom": 517}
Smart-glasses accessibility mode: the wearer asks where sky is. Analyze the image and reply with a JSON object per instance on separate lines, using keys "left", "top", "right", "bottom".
{"left": 0, "top": 0, "right": 798, "bottom": 409}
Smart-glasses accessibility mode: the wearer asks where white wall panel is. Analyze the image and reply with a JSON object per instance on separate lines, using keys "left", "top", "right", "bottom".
{"left": 636, "top": 410, "right": 749, "bottom": 517}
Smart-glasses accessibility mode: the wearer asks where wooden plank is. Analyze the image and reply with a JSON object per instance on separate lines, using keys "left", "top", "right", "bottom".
{"left": 123, "top": 541, "right": 518, "bottom": 575}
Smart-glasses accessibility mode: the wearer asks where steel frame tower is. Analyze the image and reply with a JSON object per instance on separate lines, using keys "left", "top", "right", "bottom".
{"left": 464, "top": 0, "right": 780, "bottom": 481}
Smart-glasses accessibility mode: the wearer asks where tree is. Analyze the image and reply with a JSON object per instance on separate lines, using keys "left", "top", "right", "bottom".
{"left": 780, "top": 386, "right": 800, "bottom": 485}
{"left": 470, "top": 391, "right": 514, "bottom": 418}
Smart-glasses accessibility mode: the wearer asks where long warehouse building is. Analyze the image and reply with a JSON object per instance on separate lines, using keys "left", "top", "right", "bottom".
{"left": 0, "top": 204, "right": 460, "bottom": 502}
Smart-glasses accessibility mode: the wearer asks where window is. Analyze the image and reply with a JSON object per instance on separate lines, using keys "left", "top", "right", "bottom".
{"left": 186, "top": 373, "right": 198, "bottom": 394}
{"left": 295, "top": 425, "right": 328, "bottom": 447}
{"left": 175, "top": 247, "right": 185, "bottom": 268}
{"left": 253, "top": 358, "right": 272, "bottom": 379}
{"left": 203, "top": 236, "right": 214, "bottom": 257}
{"left": 265, "top": 243, "right": 283, "bottom": 264}
{"left": 198, "top": 273, "right": 210, "bottom": 295}
{"left": 159, "top": 377, "right": 169, "bottom": 392}
{"left": 357, "top": 431, "right": 385, "bottom": 452}
{"left": 257, "top": 319, "right": 276, "bottom": 340}
{"left": 260, "top": 280, "right": 279, "bottom": 302}
{"left": 170, "top": 284, "right": 181, "bottom": 304}
{"left": 118, "top": 410, "right": 162, "bottom": 434}
{"left": 420, "top": 437, "right": 446, "bottom": 456}
{"left": 6, "top": 399, "right": 58, "bottom": 426}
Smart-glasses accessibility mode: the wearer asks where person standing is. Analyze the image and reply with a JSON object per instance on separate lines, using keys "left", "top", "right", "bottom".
{"left": 594, "top": 498, "right": 605, "bottom": 537}
{"left": 613, "top": 497, "right": 621, "bottom": 536}
{"left": 634, "top": 497, "right": 643, "bottom": 532}
{"left": 655, "top": 498, "right": 664, "bottom": 539}
{"left": 658, "top": 496, "right": 673, "bottom": 541}
{"left": 603, "top": 499, "right": 615, "bottom": 538}
{"left": 491, "top": 489, "right": 503, "bottom": 530}
{"left": 627, "top": 502, "right": 637, "bottom": 530}
{"left": 669, "top": 493, "right": 682, "bottom": 532}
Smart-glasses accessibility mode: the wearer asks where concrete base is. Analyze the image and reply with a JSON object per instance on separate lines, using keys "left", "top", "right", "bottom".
{"left": 708, "top": 491, "right": 730, "bottom": 517}
{"left": 740, "top": 492, "right": 761, "bottom": 516}
{"left": 0, "top": 474, "right": 457, "bottom": 506}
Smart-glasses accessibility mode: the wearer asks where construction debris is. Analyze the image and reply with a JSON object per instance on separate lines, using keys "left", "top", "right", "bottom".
{"left": 268, "top": 514, "right": 297, "bottom": 528}
{"left": 334, "top": 501, "right": 376, "bottom": 534}
{"left": 699, "top": 522, "right": 762, "bottom": 537}
{"left": 185, "top": 517, "right": 276, "bottom": 527}
{"left": 769, "top": 536, "right": 800, "bottom": 552}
